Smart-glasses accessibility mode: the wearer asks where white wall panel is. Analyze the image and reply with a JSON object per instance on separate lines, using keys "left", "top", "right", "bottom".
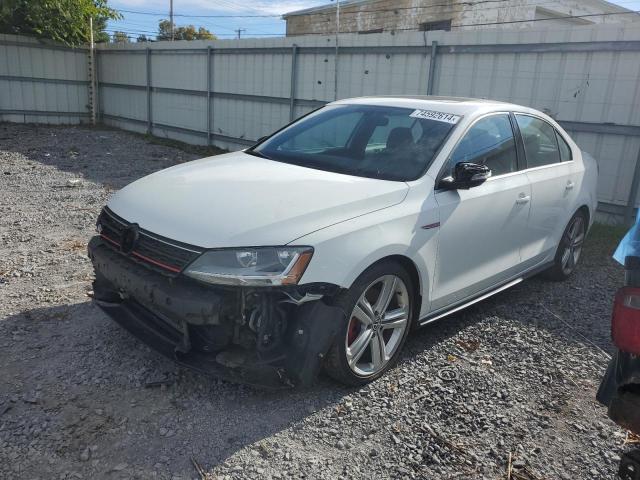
{"left": 153, "top": 91, "right": 206, "bottom": 132}
{"left": 0, "top": 34, "right": 88, "bottom": 123}
{"left": 152, "top": 52, "right": 206, "bottom": 91}
{"left": 99, "top": 52, "right": 146, "bottom": 86}
{"left": 100, "top": 86, "right": 147, "bottom": 122}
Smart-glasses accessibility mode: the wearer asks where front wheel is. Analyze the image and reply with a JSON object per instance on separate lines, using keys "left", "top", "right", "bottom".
{"left": 544, "top": 210, "right": 587, "bottom": 281}
{"left": 324, "top": 261, "right": 414, "bottom": 386}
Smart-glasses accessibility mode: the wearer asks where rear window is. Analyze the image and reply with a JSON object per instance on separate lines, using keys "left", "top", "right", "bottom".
{"left": 556, "top": 131, "right": 573, "bottom": 161}
{"left": 253, "top": 104, "right": 459, "bottom": 181}
{"left": 515, "top": 115, "right": 561, "bottom": 168}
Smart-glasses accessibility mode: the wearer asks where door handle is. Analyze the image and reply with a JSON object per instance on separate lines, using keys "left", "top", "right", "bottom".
{"left": 516, "top": 193, "right": 530, "bottom": 205}
{"left": 566, "top": 181, "right": 575, "bottom": 190}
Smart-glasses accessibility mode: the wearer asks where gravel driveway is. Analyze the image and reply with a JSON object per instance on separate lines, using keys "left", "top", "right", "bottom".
{"left": 0, "top": 122, "right": 630, "bottom": 480}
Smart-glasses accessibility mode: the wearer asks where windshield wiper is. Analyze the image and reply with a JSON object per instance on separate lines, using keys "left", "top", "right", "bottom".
{"left": 244, "top": 149, "right": 271, "bottom": 160}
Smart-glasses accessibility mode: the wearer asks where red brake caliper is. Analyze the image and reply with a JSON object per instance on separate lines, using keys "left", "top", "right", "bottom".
{"left": 347, "top": 317, "right": 360, "bottom": 345}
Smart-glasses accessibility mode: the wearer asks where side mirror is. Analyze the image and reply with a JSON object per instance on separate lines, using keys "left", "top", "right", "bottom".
{"left": 440, "top": 162, "right": 491, "bottom": 190}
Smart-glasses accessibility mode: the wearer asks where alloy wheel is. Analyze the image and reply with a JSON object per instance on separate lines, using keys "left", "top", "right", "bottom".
{"left": 561, "top": 215, "right": 585, "bottom": 275}
{"left": 345, "top": 275, "right": 410, "bottom": 377}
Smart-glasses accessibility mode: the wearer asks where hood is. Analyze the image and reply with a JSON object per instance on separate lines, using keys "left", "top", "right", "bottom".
{"left": 107, "top": 151, "right": 409, "bottom": 248}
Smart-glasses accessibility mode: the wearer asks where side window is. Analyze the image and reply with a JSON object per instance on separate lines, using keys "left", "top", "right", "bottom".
{"left": 556, "top": 130, "right": 573, "bottom": 161}
{"left": 446, "top": 114, "right": 517, "bottom": 177}
{"left": 515, "top": 115, "right": 561, "bottom": 168}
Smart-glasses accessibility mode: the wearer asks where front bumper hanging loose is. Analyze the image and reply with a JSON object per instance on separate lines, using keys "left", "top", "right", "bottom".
{"left": 87, "top": 236, "right": 344, "bottom": 388}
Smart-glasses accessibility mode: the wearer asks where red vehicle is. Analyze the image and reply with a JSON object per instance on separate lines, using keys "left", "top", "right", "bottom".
{"left": 598, "top": 255, "right": 640, "bottom": 479}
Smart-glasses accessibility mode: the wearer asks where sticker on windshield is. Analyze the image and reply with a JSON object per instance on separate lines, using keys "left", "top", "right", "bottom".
{"left": 409, "top": 109, "right": 461, "bottom": 124}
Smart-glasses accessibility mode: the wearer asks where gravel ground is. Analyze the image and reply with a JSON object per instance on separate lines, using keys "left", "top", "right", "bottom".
{"left": 0, "top": 122, "right": 632, "bottom": 480}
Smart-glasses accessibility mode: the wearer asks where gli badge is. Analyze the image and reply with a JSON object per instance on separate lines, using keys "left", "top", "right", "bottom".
{"left": 120, "top": 224, "right": 140, "bottom": 254}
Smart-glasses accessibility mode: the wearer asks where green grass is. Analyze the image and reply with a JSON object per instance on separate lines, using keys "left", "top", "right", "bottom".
{"left": 585, "top": 222, "right": 629, "bottom": 262}
{"left": 588, "top": 222, "right": 629, "bottom": 246}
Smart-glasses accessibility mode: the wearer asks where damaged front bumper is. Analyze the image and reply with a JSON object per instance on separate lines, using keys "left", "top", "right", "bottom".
{"left": 88, "top": 236, "right": 345, "bottom": 388}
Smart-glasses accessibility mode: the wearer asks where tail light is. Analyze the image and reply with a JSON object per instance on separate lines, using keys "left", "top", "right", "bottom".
{"left": 612, "top": 287, "right": 640, "bottom": 355}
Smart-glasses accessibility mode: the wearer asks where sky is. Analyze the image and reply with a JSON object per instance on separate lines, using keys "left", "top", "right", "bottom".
{"left": 106, "top": 0, "right": 640, "bottom": 41}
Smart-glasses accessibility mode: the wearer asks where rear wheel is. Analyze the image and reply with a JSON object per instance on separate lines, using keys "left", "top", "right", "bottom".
{"left": 544, "top": 210, "right": 587, "bottom": 281}
{"left": 324, "top": 261, "right": 414, "bottom": 386}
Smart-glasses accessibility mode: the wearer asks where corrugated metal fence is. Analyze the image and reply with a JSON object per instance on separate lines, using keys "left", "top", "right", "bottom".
{"left": 0, "top": 34, "right": 89, "bottom": 124}
{"left": 1, "top": 26, "right": 640, "bottom": 222}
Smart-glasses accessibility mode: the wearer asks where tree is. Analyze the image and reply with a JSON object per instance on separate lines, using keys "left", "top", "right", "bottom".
{"left": 136, "top": 34, "right": 149, "bottom": 43}
{"left": 196, "top": 27, "right": 215, "bottom": 41}
{"left": 112, "top": 31, "right": 130, "bottom": 43}
{"left": 0, "top": 0, "right": 120, "bottom": 46}
{"left": 157, "top": 20, "right": 216, "bottom": 41}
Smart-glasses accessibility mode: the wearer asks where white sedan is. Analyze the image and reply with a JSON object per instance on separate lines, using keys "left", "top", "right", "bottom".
{"left": 89, "top": 96, "right": 598, "bottom": 387}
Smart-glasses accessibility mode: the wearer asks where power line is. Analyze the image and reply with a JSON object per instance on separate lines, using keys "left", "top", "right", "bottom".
{"left": 118, "top": 8, "right": 281, "bottom": 18}
{"left": 283, "top": 9, "right": 640, "bottom": 35}
{"left": 116, "top": 16, "right": 249, "bottom": 33}
{"left": 112, "top": 0, "right": 514, "bottom": 18}
{"left": 299, "top": 0, "right": 640, "bottom": 16}
{"left": 106, "top": 7, "right": 640, "bottom": 40}
{"left": 115, "top": 0, "right": 640, "bottom": 19}
{"left": 293, "top": 0, "right": 640, "bottom": 23}
{"left": 451, "top": 9, "right": 640, "bottom": 28}
{"left": 103, "top": 27, "right": 273, "bottom": 38}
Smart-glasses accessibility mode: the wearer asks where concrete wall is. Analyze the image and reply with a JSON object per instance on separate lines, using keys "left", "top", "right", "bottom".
{"left": 0, "top": 34, "right": 90, "bottom": 124}
{"left": 284, "top": 0, "right": 639, "bottom": 36}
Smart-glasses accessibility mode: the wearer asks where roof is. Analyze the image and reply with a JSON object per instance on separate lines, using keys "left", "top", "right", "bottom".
{"left": 283, "top": 0, "right": 637, "bottom": 19}
{"left": 283, "top": 0, "right": 370, "bottom": 18}
{"left": 330, "top": 95, "right": 546, "bottom": 119}
{"left": 587, "top": 0, "right": 640, "bottom": 14}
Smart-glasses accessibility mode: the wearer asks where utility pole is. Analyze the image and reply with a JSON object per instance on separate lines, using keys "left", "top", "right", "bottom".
{"left": 170, "top": 0, "right": 174, "bottom": 41}
{"left": 235, "top": 28, "right": 246, "bottom": 39}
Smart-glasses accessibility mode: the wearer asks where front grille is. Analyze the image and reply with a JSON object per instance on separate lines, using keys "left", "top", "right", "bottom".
{"left": 97, "top": 207, "right": 204, "bottom": 275}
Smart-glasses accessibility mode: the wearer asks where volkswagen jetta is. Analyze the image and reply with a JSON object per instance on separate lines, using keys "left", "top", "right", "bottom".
{"left": 88, "top": 96, "right": 598, "bottom": 387}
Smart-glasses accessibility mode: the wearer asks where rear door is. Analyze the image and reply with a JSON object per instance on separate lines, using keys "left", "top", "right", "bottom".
{"left": 431, "top": 113, "right": 531, "bottom": 311}
{"left": 515, "top": 114, "right": 578, "bottom": 265}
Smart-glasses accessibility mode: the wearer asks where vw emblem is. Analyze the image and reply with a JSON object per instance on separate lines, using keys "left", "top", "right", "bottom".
{"left": 120, "top": 224, "right": 140, "bottom": 254}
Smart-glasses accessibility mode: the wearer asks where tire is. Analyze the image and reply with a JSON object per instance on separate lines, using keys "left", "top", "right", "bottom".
{"left": 543, "top": 210, "right": 587, "bottom": 281}
{"left": 324, "top": 260, "right": 415, "bottom": 386}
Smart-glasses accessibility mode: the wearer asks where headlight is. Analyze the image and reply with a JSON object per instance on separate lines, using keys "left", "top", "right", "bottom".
{"left": 183, "top": 247, "right": 313, "bottom": 286}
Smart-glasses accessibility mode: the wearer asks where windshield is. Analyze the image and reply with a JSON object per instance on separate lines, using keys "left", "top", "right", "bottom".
{"left": 252, "top": 104, "right": 458, "bottom": 181}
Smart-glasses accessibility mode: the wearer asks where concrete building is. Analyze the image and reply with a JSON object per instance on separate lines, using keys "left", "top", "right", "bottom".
{"left": 283, "top": 0, "right": 639, "bottom": 36}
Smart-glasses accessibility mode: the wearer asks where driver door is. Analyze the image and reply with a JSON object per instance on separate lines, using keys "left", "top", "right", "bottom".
{"left": 430, "top": 113, "right": 531, "bottom": 311}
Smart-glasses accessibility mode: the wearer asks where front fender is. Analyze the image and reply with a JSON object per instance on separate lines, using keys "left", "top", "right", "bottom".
{"left": 295, "top": 188, "right": 439, "bottom": 318}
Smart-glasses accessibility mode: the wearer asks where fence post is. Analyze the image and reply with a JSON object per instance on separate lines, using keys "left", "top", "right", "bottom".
{"left": 88, "top": 17, "right": 96, "bottom": 125}
{"left": 289, "top": 44, "right": 298, "bottom": 122}
{"left": 94, "top": 50, "right": 100, "bottom": 122}
{"left": 625, "top": 146, "right": 640, "bottom": 225}
{"left": 206, "top": 46, "right": 212, "bottom": 146}
{"left": 146, "top": 47, "right": 152, "bottom": 134}
{"left": 427, "top": 40, "right": 438, "bottom": 96}
{"left": 334, "top": 36, "right": 339, "bottom": 101}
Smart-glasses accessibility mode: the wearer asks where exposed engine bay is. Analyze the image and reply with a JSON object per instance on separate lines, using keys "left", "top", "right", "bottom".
{"left": 88, "top": 236, "right": 345, "bottom": 388}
